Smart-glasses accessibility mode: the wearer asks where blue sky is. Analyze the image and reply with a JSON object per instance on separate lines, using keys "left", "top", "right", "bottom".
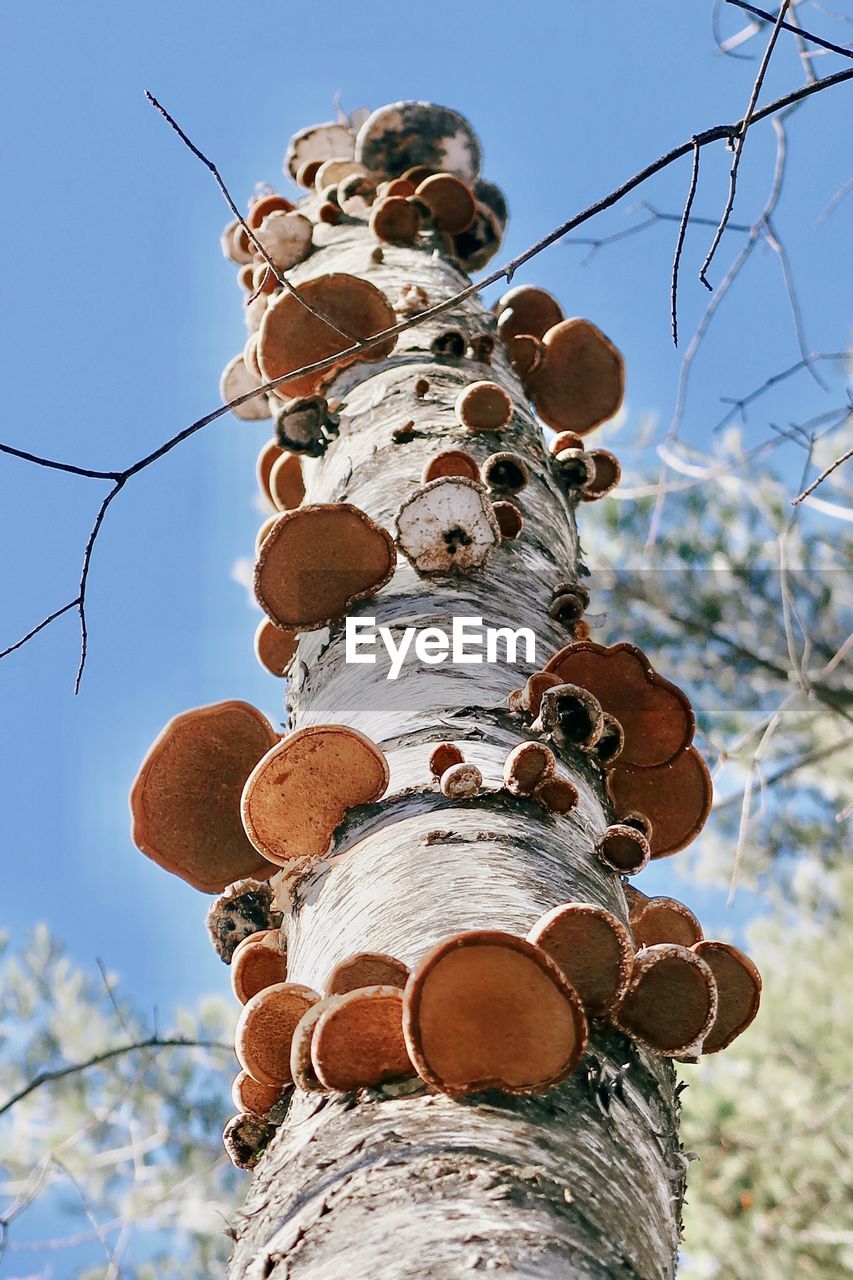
{"left": 1, "top": 1, "right": 849, "bottom": 1022}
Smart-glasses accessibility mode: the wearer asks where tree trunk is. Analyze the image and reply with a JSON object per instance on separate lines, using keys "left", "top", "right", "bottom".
{"left": 227, "top": 126, "right": 683, "bottom": 1279}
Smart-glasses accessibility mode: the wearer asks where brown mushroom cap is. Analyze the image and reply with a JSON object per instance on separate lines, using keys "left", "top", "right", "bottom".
{"left": 314, "top": 158, "right": 367, "bottom": 189}
{"left": 394, "top": 476, "right": 500, "bottom": 575}
{"left": 253, "top": 618, "right": 298, "bottom": 678}
{"left": 533, "top": 776, "right": 580, "bottom": 815}
{"left": 594, "top": 713, "right": 625, "bottom": 766}
{"left": 312, "top": 985, "right": 414, "bottom": 1091}
{"left": 415, "top": 174, "right": 476, "bottom": 234}
{"left": 369, "top": 195, "right": 422, "bottom": 245}
{"left": 285, "top": 122, "right": 355, "bottom": 185}
{"left": 528, "top": 903, "right": 635, "bottom": 1017}
{"left": 247, "top": 193, "right": 295, "bottom": 228}
{"left": 130, "top": 702, "right": 279, "bottom": 893}
{"left": 595, "top": 825, "right": 651, "bottom": 876}
{"left": 581, "top": 449, "right": 622, "bottom": 501}
{"left": 241, "top": 724, "right": 390, "bottom": 866}
{"left": 255, "top": 516, "right": 279, "bottom": 556}
{"left": 543, "top": 643, "right": 695, "bottom": 768}
{"left": 503, "top": 741, "right": 556, "bottom": 795}
{"left": 607, "top": 746, "right": 713, "bottom": 858}
{"left": 451, "top": 203, "right": 505, "bottom": 272}
{"left": 492, "top": 501, "right": 524, "bottom": 541}
{"left": 505, "top": 334, "right": 544, "bottom": 381}
{"left": 268, "top": 451, "right": 305, "bottom": 512}
{"left": 526, "top": 318, "right": 625, "bottom": 436}
{"left": 429, "top": 742, "right": 465, "bottom": 780}
{"left": 693, "top": 941, "right": 762, "bottom": 1053}
{"left": 611, "top": 944, "right": 717, "bottom": 1056}
{"left": 253, "top": 211, "right": 313, "bottom": 273}
{"left": 495, "top": 285, "right": 564, "bottom": 343}
{"left": 220, "top": 353, "right": 272, "bottom": 422}
{"left": 325, "top": 952, "right": 410, "bottom": 997}
{"left": 258, "top": 273, "right": 397, "bottom": 400}
{"left": 440, "top": 761, "right": 483, "bottom": 798}
{"left": 421, "top": 449, "right": 480, "bottom": 484}
{"left": 235, "top": 981, "right": 320, "bottom": 1087}
{"left": 538, "top": 682, "right": 605, "bottom": 752}
{"left": 355, "top": 102, "right": 481, "bottom": 182}
{"left": 231, "top": 929, "right": 288, "bottom": 1005}
{"left": 482, "top": 452, "right": 529, "bottom": 496}
{"left": 221, "top": 219, "right": 254, "bottom": 265}
{"left": 256, "top": 439, "right": 285, "bottom": 506}
{"left": 403, "top": 930, "right": 587, "bottom": 1097}
{"left": 548, "top": 431, "right": 585, "bottom": 456}
{"left": 631, "top": 897, "right": 703, "bottom": 949}
{"left": 231, "top": 1069, "right": 283, "bottom": 1117}
{"left": 454, "top": 381, "right": 513, "bottom": 432}
{"left": 254, "top": 503, "right": 396, "bottom": 632}
{"left": 289, "top": 996, "right": 340, "bottom": 1091}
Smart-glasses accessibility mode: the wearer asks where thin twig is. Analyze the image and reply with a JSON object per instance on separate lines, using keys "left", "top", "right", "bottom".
{"left": 817, "top": 176, "right": 853, "bottom": 224}
{"left": 713, "top": 351, "right": 851, "bottom": 432}
{"left": 791, "top": 444, "right": 853, "bottom": 504}
{"left": 671, "top": 140, "right": 702, "bottom": 346}
{"left": 700, "top": 0, "right": 792, "bottom": 289}
{"left": 726, "top": 0, "right": 853, "bottom": 58}
{"left": 0, "top": 442, "right": 119, "bottom": 480}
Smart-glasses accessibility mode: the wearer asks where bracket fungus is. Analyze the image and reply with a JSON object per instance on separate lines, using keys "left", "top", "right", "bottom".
{"left": 630, "top": 896, "right": 703, "bottom": 949}
{"left": 692, "top": 941, "right": 762, "bottom": 1053}
{"left": 533, "top": 776, "right": 580, "bottom": 815}
{"left": 254, "top": 503, "right": 396, "bottom": 632}
{"left": 220, "top": 354, "right": 271, "bottom": 421}
{"left": 256, "top": 439, "right": 285, "bottom": 507}
{"left": 593, "top": 713, "right": 625, "bottom": 766}
{"left": 369, "top": 195, "right": 422, "bottom": 246}
{"left": 231, "top": 929, "right": 289, "bottom": 1005}
{"left": 553, "top": 448, "right": 597, "bottom": 491}
{"left": 312, "top": 986, "right": 414, "bottom": 1091}
{"left": 537, "top": 682, "right": 605, "bottom": 753}
{"left": 421, "top": 449, "right": 480, "bottom": 484}
{"left": 528, "top": 903, "right": 634, "bottom": 1018}
{"left": 394, "top": 476, "right": 500, "bottom": 575}
{"left": 231, "top": 1070, "right": 283, "bottom": 1118}
{"left": 543, "top": 642, "right": 695, "bottom": 769}
{"left": 415, "top": 173, "right": 476, "bottom": 234}
{"left": 429, "top": 742, "right": 465, "bottom": 780}
{"left": 258, "top": 273, "right": 397, "bottom": 399}
{"left": 581, "top": 449, "right": 622, "bottom": 501}
{"left": 255, "top": 516, "right": 279, "bottom": 555}
{"left": 222, "top": 1113, "right": 275, "bottom": 1171}
{"left": 547, "top": 583, "right": 590, "bottom": 626}
{"left": 454, "top": 380, "right": 513, "bottom": 433}
{"left": 285, "top": 121, "right": 355, "bottom": 186}
{"left": 611, "top": 944, "right": 717, "bottom": 1057}
{"left": 492, "top": 500, "right": 524, "bottom": 541}
{"left": 452, "top": 205, "right": 504, "bottom": 272}
{"left": 526, "top": 318, "right": 625, "bottom": 436}
{"left": 594, "top": 824, "right": 651, "bottom": 876}
{"left": 505, "top": 333, "right": 544, "bottom": 381}
{"left": 506, "top": 670, "right": 562, "bottom": 718}
{"left": 252, "top": 210, "right": 313, "bottom": 272}
{"left": 549, "top": 431, "right": 584, "bottom": 456}
{"left": 440, "top": 761, "right": 483, "bottom": 799}
{"left": 354, "top": 101, "right": 481, "bottom": 183}
{"left": 607, "top": 746, "right": 713, "bottom": 859}
{"left": 503, "top": 741, "right": 556, "bottom": 796}
{"left": 268, "top": 451, "right": 305, "bottom": 511}
{"left": 290, "top": 997, "right": 340, "bottom": 1092}
{"left": 325, "top": 952, "right": 410, "bottom": 997}
{"left": 235, "top": 981, "right": 320, "bottom": 1087}
{"left": 241, "top": 724, "right": 390, "bottom": 866}
{"left": 495, "top": 285, "right": 564, "bottom": 344}
{"left": 221, "top": 218, "right": 254, "bottom": 265}
{"left": 130, "top": 702, "right": 279, "bottom": 893}
{"left": 275, "top": 394, "right": 335, "bottom": 457}
{"left": 247, "top": 192, "right": 295, "bottom": 227}
{"left": 482, "top": 452, "right": 529, "bottom": 496}
{"left": 254, "top": 619, "right": 298, "bottom": 678}
{"left": 403, "top": 930, "right": 587, "bottom": 1097}
{"left": 205, "top": 878, "right": 283, "bottom": 964}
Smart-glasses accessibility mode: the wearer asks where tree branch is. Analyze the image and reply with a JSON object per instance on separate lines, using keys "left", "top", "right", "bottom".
{"left": 791, "top": 443, "right": 853, "bottom": 504}
{"left": 726, "top": 0, "right": 853, "bottom": 58}
{"left": 671, "top": 140, "right": 702, "bottom": 347}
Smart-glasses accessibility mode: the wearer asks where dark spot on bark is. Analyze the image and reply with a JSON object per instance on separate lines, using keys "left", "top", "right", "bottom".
{"left": 553, "top": 694, "right": 597, "bottom": 744}
{"left": 432, "top": 331, "right": 466, "bottom": 359}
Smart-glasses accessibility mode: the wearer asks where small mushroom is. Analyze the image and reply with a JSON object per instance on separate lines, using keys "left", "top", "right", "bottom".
{"left": 268, "top": 452, "right": 305, "bottom": 511}
{"left": 312, "top": 986, "right": 414, "bottom": 1091}
{"left": 254, "top": 504, "right": 396, "bottom": 631}
{"left": 482, "top": 452, "right": 529, "bottom": 495}
{"left": 620, "top": 812, "right": 654, "bottom": 841}
{"left": 130, "top": 702, "right": 279, "bottom": 893}
{"left": 553, "top": 448, "right": 596, "bottom": 491}
{"left": 235, "top": 981, "right": 320, "bottom": 1087}
{"left": 452, "top": 204, "right": 504, "bottom": 271}
{"left": 205, "top": 878, "right": 283, "bottom": 964}
{"left": 492, "top": 501, "right": 524, "bottom": 541}
{"left": 503, "top": 741, "right": 556, "bottom": 795}
{"left": 394, "top": 476, "right": 500, "bottom": 575}
{"left": 630, "top": 897, "right": 703, "bottom": 949}
{"left": 506, "top": 671, "right": 562, "bottom": 717}
{"left": 231, "top": 929, "right": 288, "bottom": 1005}
{"left": 547, "top": 584, "right": 591, "bottom": 625}
{"left": 548, "top": 431, "right": 584, "bottom": 456}
{"left": 594, "top": 825, "right": 651, "bottom": 876}
{"left": 290, "top": 996, "right": 339, "bottom": 1092}
{"left": 421, "top": 450, "right": 480, "bottom": 484}
{"left": 314, "top": 158, "right": 367, "bottom": 190}
{"left": 252, "top": 211, "right": 313, "bottom": 272}
{"left": 221, "top": 219, "right": 254, "bottom": 265}
{"left": 231, "top": 1070, "right": 283, "bottom": 1117}
{"left": 543, "top": 643, "right": 695, "bottom": 768}
{"left": 222, "top": 1113, "right": 276, "bottom": 1170}
{"left": 355, "top": 101, "right": 482, "bottom": 183}
{"left": 474, "top": 178, "right": 508, "bottom": 230}
{"left": 429, "top": 742, "right": 465, "bottom": 780}
{"left": 258, "top": 273, "right": 397, "bottom": 400}
{"left": 285, "top": 121, "right": 355, "bottom": 186}
{"left": 537, "top": 682, "right": 605, "bottom": 752}
{"left": 528, "top": 903, "right": 635, "bottom": 1017}
{"left": 237, "top": 263, "right": 255, "bottom": 291}
{"left": 692, "top": 941, "right": 761, "bottom": 1053}
{"left": 402, "top": 164, "right": 438, "bottom": 187}
{"left": 369, "top": 195, "right": 422, "bottom": 245}
{"left": 220, "top": 354, "right": 271, "bottom": 421}
{"left": 325, "top": 953, "right": 410, "bottom": 997}
{"left": 454, "top": 381, "right": 513, "bottom": 433}
{"left": 295, "top": 159, "right": 322, "bottom": 189}
{"left": 275, "top": 394, "right": 332, "bottom": 457}
{"left": 255, "top": 516, "right": 278, "bottom": 555}
{"left": 378, "top": 177, "right": 416, "bottom": 198}
{"left": 533, "top": 776, "right": 579, "bottom": 815}
{"left": 593, "top": 713, "right": 625, "bottom": 766}
{"left": 505, "top": 334, "right": 544, "bottom": 381}
{"left": 415, "top": 174, "right": 476, "bottom": 234}
{"left": 253, "top": 618, "right": 298, "bottom": 678}
{"left": 611, "top": 944, "right": 717, "bottom": 1056}
{"left": 495, "top": 285, "right": 564, "bottom": 343}
{"left": 256, "top": 439, "right": 285, "bottom": 506}
{"left": 526, "top": 318, "right": 625, "bottom": 436}
{"left": 607, "top": 747, "right": 712, "bottom": 859}
{"left": 467, "top": 332, "right": 495, "bottom": 364}
{"left": 581, "top": 449, "right": 622, "bottom": 501}
{"left": 241, "top": 724, "right": 390, "bottom": 866}
{"left": 243, "top": 331, "right": 263, "bottom": 377}
{"left": 440, "top": 762, "right": 483, "bottom": 798}
{"left": 338, "top": 172, "right": 379, "bottom": 217}
{"left": 403, "top": 930, "right": 587, "bottom": 1097}
{"left": 247, "top": 193, "right": 295, "bottom": 228}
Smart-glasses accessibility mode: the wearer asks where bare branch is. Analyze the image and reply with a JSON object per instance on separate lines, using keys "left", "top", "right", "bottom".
{"left": 671, "top": 140, "right": 703, "bottom": 347}
{"left": 726, "top": 0, "right": 853, "bottom": 58}
{"left": 792, "top": 443, "right": 853, "bottom": 504}
{"left": 713, "top": 351, "right": 851, "bottom": 432}
{"left": 0, "top": 441, "right": 119, "bottom": 481}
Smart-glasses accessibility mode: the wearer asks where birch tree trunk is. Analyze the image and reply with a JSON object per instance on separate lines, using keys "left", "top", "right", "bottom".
{"left": 227, "top": 115, "right": 683, "bottom": 1279}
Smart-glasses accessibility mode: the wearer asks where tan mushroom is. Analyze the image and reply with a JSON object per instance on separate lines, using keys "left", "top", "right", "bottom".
{"left": 548, "top": 431, "right": 585, "bottom": 456}
{"left": 692, "top": 941, "right": 761, "bottom": 1053}
{"left": 247, "top": 193, "right": 295, "bottom": 228}
{"left": 454, "top": 381, "right": 513, "bottom": 433}
{"left": 231, "top": 1070, "right": 282, "bottom": 1117}
{"left": 285, "top": 121, "right": 355, "bottom": 186}
{"left": 290, "top": 996, "right": 340, "bottom": 1091}
{"left": 611, "top": 944, "right": 717, "bottom": 1056}
{"left": 130, "top": 702, "right": 279, "bottom": 893}
{"left": 325, "top": 953, "right": 410, "bottom": 997}
{"left": 537, "top": 682, "right": 605, "bottom": 752}
{"left": 235, "top": 981, "right": 320, "bottom": 1087}
{"left": 606, "top": 746, "right": 713, "bottom": 859}
{"left": 421, "top": 450, "right": 480, "bottom": 484}
{"left": 394, "top": 476, "right": 500, "bottom": 574}
{"left": 630, "top": 897, "right": 703, "bottom": 949}
{"left": 528, "top": 903, "right": 635, "bottom": 1018}
{"left": 254, "top": 503, "right": 396, "bottom": 631}
{"left": 492, "top": 501, "right": 524, "bottom": 541}
{"left": 355, "top": 101, "right": 481, "bottom": 183}
{"left": 533, "top": 776, "right": 580, "bottom": 815}
{"left": 312, "top": 986, "right": 414, "bottom": 1091}
{"left": 495, "top": 285, "right": 564, "bottom": 343}
{"left": 219, "top": 354, "right": 271, "bottom": 421}
{"left": 503, "top": 741, "right": 556, "bottom": 795}
{"left": 369, "top": 196, "right": 422, "bottom": 245}
{"left": 594, "top": 824, "right": 651, "bottom": 876}
{"left": 593, "top": 713, "right": 625, "bottom": 766}
{"left": 314, "top": 158, "right": 367, "bottom": 190}
{"left": 581, "top": 449, "right": 622, "bottom": 501}
{"left": 253, "top": 618, "right": 298, "bottom": 678}
{"left": 403, "top": 930, "right": 587, "bottom": 1097}
{"left": 222, "top": 1113, "right": 275, "bottom": 1170}
{"left": 241, "top": 724, "right": 390, "bottom": 866}
{"left": 267, "top": 451, "right": 305, "bottom": 512}
{"left": 506, "top": 671, "right": 562, "bottom": 717}
{"left": 505, "top": 334, "right": 545, "bottom": 381}
{"left": 231, "top": 929, "right": 288, "bottom": 1005}
{"left": 526, "top": 318, "right": 625, "bottom": 435}
{"left": 258, "top": 273, "right": 397, "bottom": 400}
{"left": 415, "top": 174, "right": 476, "bottom": 234}
{"left": 255, "top": 516, "right": 278, "bottom": 555}
{"left": 256, "top": 439, "right": 285, "bottom": 506}
{"left": 252, "top": 210, "right": 313, "bottom": 272}
{"left": 221, "top": 218, "right": 254, "bottom": 265}
{"left": 440, "top": 762, "right": 483, "bottom": 798}
{"left": 547, "top": 583, "right": 590, "bottom": 626}
{"left": 482, "top": 452, "right": 529, "bottom": 495}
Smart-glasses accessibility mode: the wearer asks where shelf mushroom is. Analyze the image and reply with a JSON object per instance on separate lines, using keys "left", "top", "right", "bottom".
{"left": 628, "top": 895, "right": 703, "bottom": 949}
{"left": 253, "top": 618, "right": 298, "bottom": 678}
{"left": 454, "top": 380, "right": 513, "bottom": 433}
{"left": 290, "top": 997, "right": 340, "bottom": 1092}
{"left": 219, "top": 354, "right": 271, "bottom": 421}
{"left": 325, "top": 952, "right": 410, "bottom": 996}
{"left": 267, "top": 452, "right": 305, "bottom": 511}
{"left": 692, "top": 941, "right": 762, "bottom": 1053}
{"left": 235, "top": 981, "right": 320, "bottom": 1087}
{"left": 536, "top": 682, "right": 605, "bottom": 752}
{"left": 130, "top": 701, "right": 279, "bottom": 893}
{"left": 354, "top": 101, "right": 482, "bottom": 182}
{"left": 495, "top": 284, "right": 564, "bottom": 344}
{"left": 285, "top": 121, "right": 356, "bottom": 186}
{"left": 606, "top": 747, "right": 713, "bottom": 859}
{"left": 415, "top": 173, "right": 476, "bottom": 234}
{"left": 251, "top": 210, "right": 313, "bottom": 272}
{"left": 205, "top": 878, "right": 284, "bottom": 964}
{"left": 394, "top": 476, "right": 500, "bottom": 574}
{"left": 231, "top": 1070, "right": 283, "bottom": 1118}
{"left": 231, "top": 929, "right": 289, "bottom": 1005}
{"left": 594, "top": 824, "right": 651, "bottom": 876}
{"left": 525, "top": 318, "right": 625, "bottom": 436}
{"left": 311, "top": 986, "right": 415, "bottom": 1091}
{"left": 610, "top": 944, "right": 718, "bottom": 1057}
{"left": 528, "top": 903, "right": 634, "bottom": 1018}
{"left": 503, "top": 741, "right": 557, "bottom": 795}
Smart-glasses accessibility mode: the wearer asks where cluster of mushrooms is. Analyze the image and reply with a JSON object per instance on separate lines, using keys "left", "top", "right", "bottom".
{"left": 127, "top": 101, "right": 762, "bottom": 1170}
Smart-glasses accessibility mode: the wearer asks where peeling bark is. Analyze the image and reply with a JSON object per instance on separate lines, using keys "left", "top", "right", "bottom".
{"left": 227, "top": 195, "right": 682, "bottom": 1279}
